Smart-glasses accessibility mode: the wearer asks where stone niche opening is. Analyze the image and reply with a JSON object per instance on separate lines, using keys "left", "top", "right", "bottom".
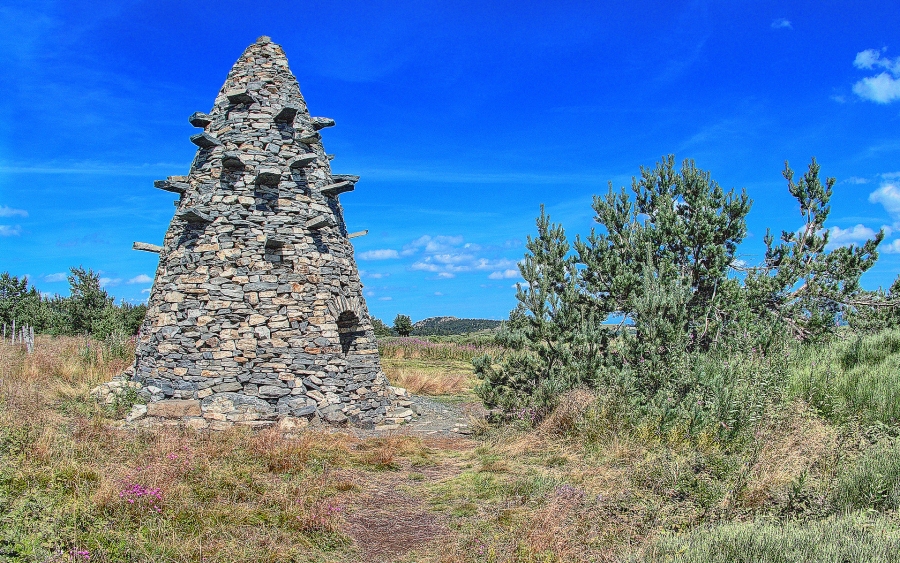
{"left": 337, "top": 311, "right": 361, "bottom": 354}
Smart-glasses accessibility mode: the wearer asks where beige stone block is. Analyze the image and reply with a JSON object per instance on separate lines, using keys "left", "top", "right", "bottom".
{"left": 237, "top": 338, "right": 256, "bottom": 351}
{"left": 185, "top": 417, "right": 209, "bottom": 430}
{"left": 277, "top": 416, "right": 308, "bottom": 431}
{"left": 197, "top": 388, "right": 213, "bottom": 399}
{"left": 147, "top": 400, "right": 201, "bottom": 418}
{"left": 197, "top": 315, "right": 214, "bottom": 326}
{"left": 173, "top": 367, "right": 188, "bottom": 376}
{"left": 248, "top": 314, "right": 267, "bottom": 326}
{"left": 165, "top": 292, "right": 185, "bottom": 303}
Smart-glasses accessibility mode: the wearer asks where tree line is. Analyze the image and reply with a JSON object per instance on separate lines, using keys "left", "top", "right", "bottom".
{"left": 0, "top": 267, "right": 147, "bottom": 339}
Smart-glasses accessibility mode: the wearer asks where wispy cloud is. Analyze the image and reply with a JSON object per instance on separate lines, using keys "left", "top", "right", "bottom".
{"left": 43, "top": 272, "right": 67, "bottom": 283}
{"left": 0, "top": 225, "right": 22, "bottom": 236}
{"left": 869, "top": 183, "right": 900, "bottom": 226}
{"left": 436, "top": 272, "right": 455, "bottom": 279}
{"left": 0, "top": 206, "right": 27, "bottom": 217}
{"left": 378, "top": 296, "right": 393, "bottom": 301}
{"left": 0, "top": 161, "right": 186, "bottom": 176}
{"left": 127, "top": 274, "right": 152, "bottom": 284}
{"left": 358, "top": 249, "right": 400, "bottom": 260}
{"left": 770, "top": 18, "right": 792, "bottom": 30}
{"left": 881, "top": 239, "right": 900, "bottom": 254}
{"left": 844, "top": 177, "right": 870, "bottom": 185}
{"left": 99, "top": 277, "right": 122, "bottom": 288}
{"left": 141, "top": 288, "right": 152, "bottom": 294}
{"left": 488, "top": 269, "right": 520, "bottom": 279}
{"left": 852, "top": 48, "right": 900, "bottom": 104}
{"left": 825, "top": 224, "right": 880, "bottom": 250}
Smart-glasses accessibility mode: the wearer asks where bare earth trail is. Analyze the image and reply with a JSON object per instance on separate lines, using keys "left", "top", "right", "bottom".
{"left": 336, "top": 395, "right": 487, "bottom": 561}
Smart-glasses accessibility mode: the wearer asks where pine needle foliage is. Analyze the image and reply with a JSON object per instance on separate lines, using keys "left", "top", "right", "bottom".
{"left": 476, "top": 156, "right": 888, "bottom": 433}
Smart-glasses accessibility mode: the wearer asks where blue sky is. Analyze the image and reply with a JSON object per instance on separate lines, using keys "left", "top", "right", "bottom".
{"left": 1, "top": 0, "right": 899, "bottom": 322}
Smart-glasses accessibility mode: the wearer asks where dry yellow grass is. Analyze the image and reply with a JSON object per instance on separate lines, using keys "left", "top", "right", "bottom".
{"left": 385, "top": 366, "right": 470, "bottom": 396}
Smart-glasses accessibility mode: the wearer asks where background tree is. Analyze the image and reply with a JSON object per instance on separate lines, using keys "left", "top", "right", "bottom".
{"left": 393, "top": 314, "right": 413, "bottom": 337}
{"left": 370, "top": 316, "right": 393, "bottom": 337}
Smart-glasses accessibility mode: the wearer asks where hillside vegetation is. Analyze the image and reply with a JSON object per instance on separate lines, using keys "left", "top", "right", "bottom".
{"left": 412, "top": 317, "right": 504, "bottom": 336}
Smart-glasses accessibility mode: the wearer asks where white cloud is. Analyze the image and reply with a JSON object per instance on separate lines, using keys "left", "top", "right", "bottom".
{"left": 434, "top": 292, "right": 444, "bottom": 296}
{"left": 436, "top": 272, "right": 454, "bottom": 279}
{"left": 853, "top": 49, "right": 900, "bottom": 104}
{"left": 127, "top": 274, "right": 152, "bottom": 284}
{"left": 141, "top": 288, "right": 152, "bottom": 294}
{"left": 43, "top": 272, "right": 67, "bottom": 283}
{"left": 845, "top": 177, "right": 870, "bottom": 184}
{"left": 826, "top": 224, "right": 879, "bottom": 249}
{"left": 365, "top": 290, "right": 375, "bottom": 297}
{"left": 366, "top": 272, "right": 388, "bottom": 279}
{"left": 881, "top": 239, "right": 900, "bottom": 254}
{"left": 0, "top": 206, "right": 27, "bottom": 217}
{"left": 358, "top": 249, "right": 399, "bottom": 260}
{"left": 770, "top": 18, "right": 792, "bottom": 30}
{"left": 869, "top": 183, "right": 900, "bottom": 225}
{"left": 411, "top": 262, "right": 441, "bottom": 272}
{"left": 99, "top": 277, "right": 122, "bottom": 288}
{"left": 488, "top": 269, "right": 520, "bottom": 279}
{"left": 0, "top": 225, "right": 22, "bottom": 236}
{"left": 378, "top": 296, "right": 393, "bottom": 301}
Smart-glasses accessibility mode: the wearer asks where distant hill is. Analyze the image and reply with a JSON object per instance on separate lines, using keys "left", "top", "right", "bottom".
{"left": 411, "top": 316, "right": 503, "bottom": 336}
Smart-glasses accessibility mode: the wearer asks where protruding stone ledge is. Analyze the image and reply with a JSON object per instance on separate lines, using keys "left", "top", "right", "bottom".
{"left": 133, "top": 242, "right": 163, "bottom": 253}
{"left": 177, "top": 207, "right": 213, "bottom": 224}
{"left": 298, "top": 131, "right": 321, "bottom": 144}
{"left": 348, "top": 230, "right": 368, "bottom": 239}
{"left": 154, "top": 177, "right": 190, "bottom": 194}
{"left": 287, "top": 153, "right": 318, "bottom": 169}
{"left": 332, "top": 174, "right": 360, "bottom": 184}
{"left": 311, "top": 117, "right": 335, "bottom": 130}
{"left": 305, "top": 216, "right": 331, "bottom": 230}
{"left": 274, "top": 105, "right": 299, "bottom": 122}
{"left": 190, "top": 132, "right": 221, "bottom": 148}
{"left": 321, "top": 181, "right": 354, "bottom": 197}
{"left": 255, "top": 168, "right": 282, "bottom": 185}
{"left": 225, "top": 88, "right": 254, "bottom": 104}
{"left": 189, "top": 112, "right": 212, "bottom": 127}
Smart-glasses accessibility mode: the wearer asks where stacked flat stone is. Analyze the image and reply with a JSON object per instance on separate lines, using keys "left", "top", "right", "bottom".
{"left": 119, "top": 36, "right": 402, "bottom": 429}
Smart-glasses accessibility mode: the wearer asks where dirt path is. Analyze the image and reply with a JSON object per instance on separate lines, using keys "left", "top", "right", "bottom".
{"left": 384, "top": 395, "right": 487, "bottom": 436}
{"left": 336, "top": 435, "right": 476, "bottom": 562}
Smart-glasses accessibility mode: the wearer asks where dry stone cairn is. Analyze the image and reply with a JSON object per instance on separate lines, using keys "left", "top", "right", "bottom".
{"left": 105, "top": 36, "right": 412, "bottom": 429}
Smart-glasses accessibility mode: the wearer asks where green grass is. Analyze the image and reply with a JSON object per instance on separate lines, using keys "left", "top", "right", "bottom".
{"left": 639, "top": 512, "right": 900, "bottom": 563}
{"left": 788, "top": 329, "right": 900, "bottom": 425}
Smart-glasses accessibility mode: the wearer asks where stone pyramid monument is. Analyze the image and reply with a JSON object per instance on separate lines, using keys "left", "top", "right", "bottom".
{"left": 119, "top": 36, "right": 408, "bottom": 429}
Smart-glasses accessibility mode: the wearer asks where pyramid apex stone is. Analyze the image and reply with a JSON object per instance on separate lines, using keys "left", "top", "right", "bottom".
{"left": 256, "top": 35, "right": 271, "bottom": 44}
